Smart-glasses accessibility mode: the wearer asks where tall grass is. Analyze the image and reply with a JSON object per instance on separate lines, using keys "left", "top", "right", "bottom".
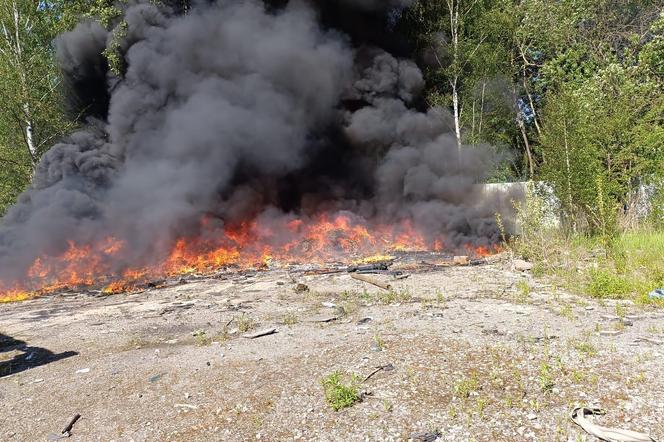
{"left": 510, "top": 189, "right": 664, "bottom": 305}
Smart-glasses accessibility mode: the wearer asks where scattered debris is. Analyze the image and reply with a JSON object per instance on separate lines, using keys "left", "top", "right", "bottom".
{"left": 571, "top": 407, "right": 656, "bottom": 442}
{"left": 75, "top": 368, "right": 90, "bottom": 374}
{"left": 635, "top": 336, "right": 663, "bottom": 345}
{"left": 350, "top": 273, "right": 391, "bottom": 291}
{"left": 453, "top": 255, "right": 469, "bottom": 265}
{"left": 47, "top": 413, "right": 81, "bottom": 440}
{"left": 363, "top": 363, "right": 395, "bottom": 382}
{"left": 601, "top": 314, "right": 620, "bottom": 321}
{"left": 408, "top": 430, "right": 442, "bottom": 442}
{"left": 321, "top": 302, "right": 337, "bottom": 308}
{"left": 243, "top": 328, "right": 278, "bottom": 339}
{"left": 149, "top": 374, "right": 163, "bottom": 383}
{"left": 174, "top": 403, "right": 199, "bottom": 410}
{"left": 648, "top": 289, "right": 664, "bottom": 300}
{"left": 513, "top": 259, "right": 534, "bottom": 272}
{"left": 225, "top": 316, "right": 235, "bottom": 328}
{"left": 61, "top": 414, "right": 81, "bottom": 436}
{"left": 305, "top": 314, "right": 338, "bottom": 323}
{"left": 347, "top": 262, "right": 389, "bottom": 273}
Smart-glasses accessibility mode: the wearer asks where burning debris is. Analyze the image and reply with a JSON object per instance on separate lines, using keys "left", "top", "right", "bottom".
{"left": 0, "top": 0, "right": 518, "bottom": 302}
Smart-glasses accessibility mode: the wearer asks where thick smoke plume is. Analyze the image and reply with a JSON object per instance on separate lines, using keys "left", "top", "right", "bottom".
{"left": 0, "top": 0, "right": 515, "bottom": 285}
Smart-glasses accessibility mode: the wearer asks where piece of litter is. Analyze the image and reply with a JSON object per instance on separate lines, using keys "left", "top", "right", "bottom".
{"left": 527, "top": 413, "right": 537, "bottom": 420}
{"left": 599, "top": 330, "right": 622, "bottom": 336}
{"left": 61, "top": 414, "right": 81, "bottom": 435}
{"left": 174, "top": 403, "right": 198, "bottom": 410}
{"left": 363, "top": 363, "right": 395, "bottom": 382}
{"left": 635, "top": 336, "right": 663, "bottom": 345}
{"left": 47, "top": 413, "right": 82, "bottom": 440}
{"left": 243, "top": 328, "right": 278, "bottom": 339}
{"left": 648, "top": 289, "right": 664, "bottom": 300}
{"left": 321, "top": 302, "right": 337, "bottom": 308}
{"left": 149, "top": 374, "right": 163, "bottom": 383}
{"left": 409, "top": 431, "right": 442, "bottom": 442}
{"left": 32, "top": 378, "right": 44, "bottom": 384}
{"left": 571, "top": 407, "right": 655, "bottom": 442}
{"left": 75, "top": 368, "right": 90, "bottom": 374}
{"left": 305, "top": 315, "right": 338, "bottom": 323}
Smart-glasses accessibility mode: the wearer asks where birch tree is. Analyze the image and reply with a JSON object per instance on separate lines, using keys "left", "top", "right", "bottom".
{"left": 0, "top": 0, "right": 74, "bottom": 210}
{"left": 406, "top": 0, "right": 512, "bottom": 152}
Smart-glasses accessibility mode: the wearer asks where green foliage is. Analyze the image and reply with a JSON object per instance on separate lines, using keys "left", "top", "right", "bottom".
{"left": 0, "top": 0, "right": 79, "bottom": 214}
{"left": 587, "top": 269, "right": 631, "bottom": 299}
{"left": 321, "top": 371, "right": 361, "bottom": 411}
{"left": 104, "top": 20, "right": 128, "bottom": 76}
{"left": 454, "top": 372, "right": 480, "bottom": 399}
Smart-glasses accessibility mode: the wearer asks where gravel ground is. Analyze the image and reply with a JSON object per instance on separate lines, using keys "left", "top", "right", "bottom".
{"left": 1, "top": 257, "right": 663, "bottom": 441}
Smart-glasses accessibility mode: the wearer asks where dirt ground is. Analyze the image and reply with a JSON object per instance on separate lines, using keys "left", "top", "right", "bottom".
{"left": 1, "top": 256, "right": 663, "bottom": 441}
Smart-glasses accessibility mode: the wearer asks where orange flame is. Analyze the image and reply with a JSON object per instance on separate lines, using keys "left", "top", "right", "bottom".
{"left": 0, "top": 213, "right": 501, "bottom": 302}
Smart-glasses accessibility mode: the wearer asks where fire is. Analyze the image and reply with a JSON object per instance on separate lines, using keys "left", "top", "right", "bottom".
{"left": 0, "top": 212, "right": 501, "bottom": 302}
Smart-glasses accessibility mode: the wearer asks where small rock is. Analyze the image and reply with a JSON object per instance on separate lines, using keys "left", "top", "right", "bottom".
{"left": 356, "top": 316, "right": 373, "bottom": 325}
{"left": 514, "top": 259, "right": 534, "bottom": 271}
{"left": 453, "top": 256, "right": 469, "bottom": 265}
{"left": 149, "top": 374, "right": 163, "bottom": 383}
{"left": 600, "top": 330, "right": 622, "bottom": 336}
{"left": 527, "top": 413, "right": 537, "bottom": 420}
{"left": 321, "top": 302, "right": 337, "bottom": 308}
{"left": 601, "top": 314, "right": 620, "bottom": 321}
{"left": 370, "top": 341, "right": 382, "bottom": 352}
{"left": 294, "top": 283, "right": 309, "bottom": 293}
{"left": 409, "top": 431, "right": 442, "bottom": 442}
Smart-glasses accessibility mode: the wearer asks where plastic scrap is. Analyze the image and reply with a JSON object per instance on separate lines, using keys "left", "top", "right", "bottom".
{"left": 571, "top": 407, "right": 656, "bottom": 442}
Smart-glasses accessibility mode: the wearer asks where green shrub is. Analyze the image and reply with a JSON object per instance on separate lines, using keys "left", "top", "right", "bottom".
{"left": 321, "top": 371, "right": 361, "bottom": 411}
{"left": 586, "top": 269, "right": 631, "bottom": 298}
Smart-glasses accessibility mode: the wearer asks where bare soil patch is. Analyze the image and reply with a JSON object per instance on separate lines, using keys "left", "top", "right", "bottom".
{"left": 1, "top": 257, "right": 663, "bottom": 441}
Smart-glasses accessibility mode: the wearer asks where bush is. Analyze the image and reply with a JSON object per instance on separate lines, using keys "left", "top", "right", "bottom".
{"left": 586, "top": 269, "right": 631, "bottom": 299}
{"left": 321, "top": 371, "right": 361, "bottom": 411}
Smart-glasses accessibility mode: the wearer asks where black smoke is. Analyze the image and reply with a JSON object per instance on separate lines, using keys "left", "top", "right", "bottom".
{"left": 0, "top": 0, "right": 516, "bottom": 285}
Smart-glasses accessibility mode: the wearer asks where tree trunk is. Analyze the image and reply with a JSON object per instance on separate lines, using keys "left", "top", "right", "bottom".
{"left": 9, "top": 1, "right": 38, "bottom": 168}
{"left": 451, "top": 76, "right": 461, "bottom": 150}
{"left": 563, "top": 122, "right": 576, "bottom": 232}
{"left": 478, "top": 81, "right": 485, "bottom": 138}
{"left": 517, "top": 116, "right": 534, "bottom": 179}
